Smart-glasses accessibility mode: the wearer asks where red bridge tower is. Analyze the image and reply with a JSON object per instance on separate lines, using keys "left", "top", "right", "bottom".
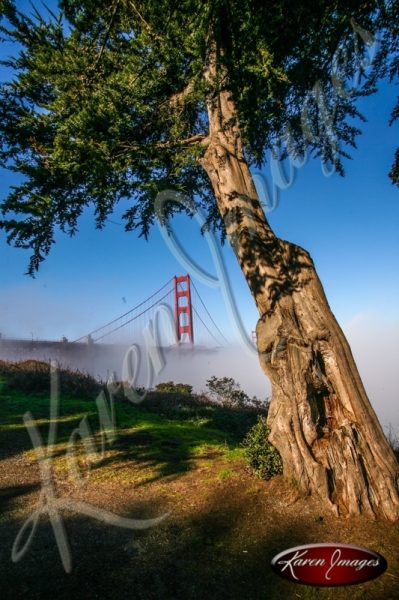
{"left": 174, "top": 275, "right": 194, "bottom": 344}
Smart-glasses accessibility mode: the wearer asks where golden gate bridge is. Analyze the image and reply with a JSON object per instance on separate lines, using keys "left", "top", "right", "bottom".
{"left": 71, "top": 274, "right": 227, "bottom": 347}
{"left": 0, "top": 275, "right": 228, "bottom": 373}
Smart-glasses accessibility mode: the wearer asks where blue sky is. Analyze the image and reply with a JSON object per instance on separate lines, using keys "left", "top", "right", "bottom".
{"left": 1, "top": 3, "right": 398, "bottom": 431}
{"left": 3, "top": 82, "right": 397, "bottom": 342}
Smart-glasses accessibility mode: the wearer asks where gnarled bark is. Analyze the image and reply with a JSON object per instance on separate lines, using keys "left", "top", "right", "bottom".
{"left": 200, "top": 51, "right": 399, "bottom": 520}
{"left": 256, "top": 258, "right": 399, "bottom": 521}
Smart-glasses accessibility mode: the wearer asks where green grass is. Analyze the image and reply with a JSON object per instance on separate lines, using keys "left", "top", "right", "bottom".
{"left": 0, "top": 363, "right": 264, "bottom": 496}
{"left": 0, "top": 391, "right": 97, "bottom": 436}
{"left": 0, "top": 382, "right": 258, "bottom": 486}
{"left": 218, "top": 468, "right": 233, "bottom": 481}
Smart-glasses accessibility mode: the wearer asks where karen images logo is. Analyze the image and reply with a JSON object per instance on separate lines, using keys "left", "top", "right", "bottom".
{"left": 271, "top": 543, "right": 387, "bottom": 587}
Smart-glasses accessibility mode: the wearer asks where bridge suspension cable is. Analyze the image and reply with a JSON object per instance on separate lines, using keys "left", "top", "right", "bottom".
{"left": 190, "top": 280, "right": 229, "bottom": 345}
{"left": 94, "top": 289, "right": 172, "bottom": 342}
{"left": 72, "top": 278, "right": 174, "bottom": 343}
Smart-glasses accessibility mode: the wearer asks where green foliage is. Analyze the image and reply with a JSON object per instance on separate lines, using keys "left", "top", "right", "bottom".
{"left": 155, "top": 381, "right": 193, "bottom": 395}
{"left": 242, "top": 416, "right": 283, "bottom": 480}
{"left": 205, "top": 376, "right": 266, "bottom": 409}
{"left": 389, "top": 148, "right": 399, "bottom": 186}
{"left": 371, "top": 1, "right": 399, "bottom": 185}
{"left": 206, "top": 376, "right": 249, "bottom": 407}
{"left": 0, "top": 1, "right": 395, "bottom": 272}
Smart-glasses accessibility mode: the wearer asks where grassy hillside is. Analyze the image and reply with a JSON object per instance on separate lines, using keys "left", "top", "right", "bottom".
{"left": 0, "top": 361, "right": 398, "bottom": 599}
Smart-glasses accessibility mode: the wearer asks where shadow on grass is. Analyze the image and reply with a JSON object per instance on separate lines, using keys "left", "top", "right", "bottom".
{"left": 0, "top": 389, "right": 263, "bottom": 483}
{"left": 119, "top": 392, "right": 264, "bottom": 443}
{"left": 90, "top": 421, "right": 229, "bottom": 486}
{"left": 0, "top": 403, "right": 98, "bottom": 463}
{"left": 0, "top": 483, "right": 40, "bottom": 514}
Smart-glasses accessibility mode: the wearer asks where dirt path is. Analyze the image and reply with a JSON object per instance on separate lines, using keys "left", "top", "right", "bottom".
{"left": 1, "top": 422, "right": 399, "bottom": 600}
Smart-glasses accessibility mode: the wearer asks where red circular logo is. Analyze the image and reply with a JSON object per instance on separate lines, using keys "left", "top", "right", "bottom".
{"left": 271, "top": 543, "right": 387, "bottom": 586}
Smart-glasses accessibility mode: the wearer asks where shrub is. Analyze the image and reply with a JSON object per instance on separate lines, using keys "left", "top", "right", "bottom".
{"left": 242, "top": 416, "right": 283, "bottom": 480}
{"left": 155, "top": 381, "right": 193, "bottom": 395}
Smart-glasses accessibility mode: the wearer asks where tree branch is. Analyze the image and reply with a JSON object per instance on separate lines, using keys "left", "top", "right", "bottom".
{"left": 157, "top": 134, "right": 210, "bottom": 148}
{"left": 169, "top": 81, "right": 195, "bottom": 109}
{"left": 127, "top": 0, "right": 163, "bottom": 42}
{"left": 113, "top": 134, "right": 210, "bottom": 158}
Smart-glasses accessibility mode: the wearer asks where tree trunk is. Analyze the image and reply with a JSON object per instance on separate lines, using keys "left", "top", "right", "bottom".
{"left": 200, "top": 58, "right": 399, "bottom": 521}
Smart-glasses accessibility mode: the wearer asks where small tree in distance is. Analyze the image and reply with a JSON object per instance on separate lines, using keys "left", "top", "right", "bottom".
{"left": 206, "top": 376, "right": 264, "bottom": 408}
